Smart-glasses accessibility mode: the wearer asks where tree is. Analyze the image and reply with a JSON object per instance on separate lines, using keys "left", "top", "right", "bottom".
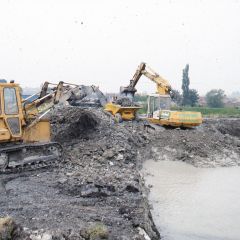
{"left": 181, "top": 64, "right": 190, "bottom": 106}
{"left": 170, "top": 89, "right": 182, "bottom": 105}
{"left": 206, "top": 89, "right": 225, "bottom": 108}
{"left": 188, "top": 89, "right": 199, "bottom": 107}
{"left": 180, "top": 64, "right": 199, "bottom": 106}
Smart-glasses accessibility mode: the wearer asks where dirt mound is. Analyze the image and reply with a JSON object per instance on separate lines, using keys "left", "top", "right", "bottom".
{"left": 68, "top": 85, "right": 107, "bottom": 107}
{"left": 50, "top": 107, "right": 99, "bottom": 143}
{"left": 0, "top": 107, "right": 159, "bottom": 239}
{"left": 142, "top": 119, "right": 240, "bottom": 168}
{"left": 214, "top": 118, "right": 240, "bottom": 138}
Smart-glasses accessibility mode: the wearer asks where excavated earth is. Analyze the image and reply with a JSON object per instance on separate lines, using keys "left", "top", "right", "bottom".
{"left": 0, "top": 107, "right": 240, "bottom": 240}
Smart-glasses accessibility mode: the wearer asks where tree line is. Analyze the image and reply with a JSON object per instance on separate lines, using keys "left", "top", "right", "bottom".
{"left": 171, "top": 64, "right": 226, "bottom": 108}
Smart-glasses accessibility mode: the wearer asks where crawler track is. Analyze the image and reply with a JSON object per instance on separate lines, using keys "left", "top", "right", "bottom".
{"left": 0, "top": 142, "right": 63, "bottom": 174}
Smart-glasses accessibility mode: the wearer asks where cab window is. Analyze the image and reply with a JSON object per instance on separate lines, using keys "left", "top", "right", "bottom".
{"left": 4, "top": 88, "right": 19, "bottom": 114}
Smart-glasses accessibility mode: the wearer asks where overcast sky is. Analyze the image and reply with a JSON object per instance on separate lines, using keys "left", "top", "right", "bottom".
{"left": 0, "top": 0, "right": 239, "bottom": 95}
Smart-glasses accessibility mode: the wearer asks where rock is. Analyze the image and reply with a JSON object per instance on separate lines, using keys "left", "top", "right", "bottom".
{"left": 116, "top": 154, "right": 124, "bottom": 161}
{"left": 67, "top": 231, "right": 84, "bottom": 240}
{"left": 30, "top": 235, "right": 42, "bottom": 240}
{"left": 41, "top": 233, "right": 53, "bottom": 240}
{"left": 102, "top": 150, "right": 115, "bottom": 159}
{"left": 137, "top": 227, "right": 151, "bottom": 240}
{"left": 66, "top": 172, "right": 74, "bottom": 177}
{"left": 126, "top": 184, "right": 139, "bottom": 193}
{"left": 80, "top": 184, "right": 113, "bottom": 198}
{"left": 109, "top": 161, "right": 114, "bottom": 166}
{"left": 80, "top": 184, "right": 99, "bottom": 197}
{"left": 118, "top": 206, "right": 129, "bottom": 215}
{"left": 58, "top": 178, "right": 68, "bottom": 184}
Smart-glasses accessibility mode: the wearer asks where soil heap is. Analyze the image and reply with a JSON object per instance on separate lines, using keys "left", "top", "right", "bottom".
{"left": 0, "top": 106, "right": 159, "bottom": 240}
{"left": 0, "top": 106, "right": 240, "bottom": 240}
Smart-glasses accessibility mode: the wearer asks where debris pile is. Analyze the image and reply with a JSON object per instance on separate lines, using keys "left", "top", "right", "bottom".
{"left": 1, "top": 105, "right": 240, "bottom": 239}
{"left": 115, "top": 97, "right": 139, "bottom": 107}
{"left": 50, "top": 107, "right": 99, "bottom": 142}
{"left": 0, "top": 106, "right": 160, "bottom": 240}
{"left": 68, "top": 85, "right": 107, "bottom": 107}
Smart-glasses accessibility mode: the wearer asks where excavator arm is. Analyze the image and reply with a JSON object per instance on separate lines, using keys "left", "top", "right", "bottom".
{"left": 23, "top": 81, "right": 78, "bottom": 129}
{"left": 120, "top": 62, "right": 171, "bottom": 98}
{"left": 141, "top": 65, "right": 171, "bottom": 95}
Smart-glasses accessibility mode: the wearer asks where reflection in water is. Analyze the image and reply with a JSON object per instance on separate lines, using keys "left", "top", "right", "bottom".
{"left": 142, "top": 160, "right": 240, "bottom": 240}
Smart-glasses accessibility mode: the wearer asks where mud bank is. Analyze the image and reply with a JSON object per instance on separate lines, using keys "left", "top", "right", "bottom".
{"left": 140, "top": 118, "right": 240, "bottom": 168}
{"left": 0, "top": 108, "right": 239, "bottom": 239}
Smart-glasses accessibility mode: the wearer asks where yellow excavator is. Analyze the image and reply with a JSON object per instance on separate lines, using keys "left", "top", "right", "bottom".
{"left": 118, "top": 62, "right": 202, "bottom": 127}
{"left": 0, "top": 80, "right": 78, "bottom": 173}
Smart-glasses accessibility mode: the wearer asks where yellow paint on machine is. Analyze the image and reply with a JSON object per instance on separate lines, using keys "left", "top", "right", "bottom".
{"left": 0, "top": 82, "right": 52, "bottom": 143}
{"left": 104, "top": 102, "right": 141, "bottom": 121}
{"left": 23, "top": 120, "right": 51, "bottom": 143}
{"left": 147, "top": 111, "right": 202, "bottom": 128}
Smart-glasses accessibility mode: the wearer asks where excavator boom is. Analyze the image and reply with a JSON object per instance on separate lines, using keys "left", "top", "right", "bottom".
{"left": 23, "top": 81, "right": 78, "bottom": 130}
{"left": 141, "top": 65, "right": 171, "bottom": 95}
{"left": 120, "top": 62, "right": 171, "bottom": 98}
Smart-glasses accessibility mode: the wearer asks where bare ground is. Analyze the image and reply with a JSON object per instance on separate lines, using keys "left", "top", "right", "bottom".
{"left": 0, "top": 107, "right": 240, "bottom": 240}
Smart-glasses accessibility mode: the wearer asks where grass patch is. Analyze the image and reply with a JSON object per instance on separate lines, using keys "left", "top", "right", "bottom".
{"left": 136, "top": 103, "right": 240, "bottom": 117}
{"left": 171, "top": 106, "right": 240, "bottom": 117}
{"left": 0, "top": 217, "right": 15, "bottom": 240}
{"left": 86, "top": 222, "right": 109, "bottom": 239}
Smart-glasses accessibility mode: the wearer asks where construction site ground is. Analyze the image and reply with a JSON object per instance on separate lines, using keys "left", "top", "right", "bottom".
{"left": 0, "top": 107, "right": 240, "bottom": 240}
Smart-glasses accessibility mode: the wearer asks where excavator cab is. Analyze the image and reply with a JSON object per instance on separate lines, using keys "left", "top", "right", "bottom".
{"left": 146, "top": 93, "right": 202, "bottom": 128}
{"left": 147, "top": 94, "right": 171, "bottom": 118}
{"left": 0, "top": 80, "right": 24, "bottom": 141}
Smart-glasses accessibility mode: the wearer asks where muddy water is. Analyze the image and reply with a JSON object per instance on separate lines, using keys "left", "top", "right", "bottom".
{"left": 142, "top": 160, "right": 240, "bottom": 240}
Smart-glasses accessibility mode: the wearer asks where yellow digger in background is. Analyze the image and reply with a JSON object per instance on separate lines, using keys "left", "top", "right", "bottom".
{"left": 109, "top": 62, "right": 202, "bottom": 127}
{"left": 0, "top": 80, "right": 78, "bottom": 173}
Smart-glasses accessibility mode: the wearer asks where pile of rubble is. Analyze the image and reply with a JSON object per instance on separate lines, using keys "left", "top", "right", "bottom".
{"left": 115, "top": 97, "right": 140, "bottom": 107}
{"left": 50, "top": 107, "right": 99, "bottom": 143}
{"left": 68, "top": 85, "right": 107, "bottom": 108}
{"left": 0, "top": 106, "right": 160, "bottom": 240}
{"left": 1, "top": 105, "right": 240, "bottom": 240}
